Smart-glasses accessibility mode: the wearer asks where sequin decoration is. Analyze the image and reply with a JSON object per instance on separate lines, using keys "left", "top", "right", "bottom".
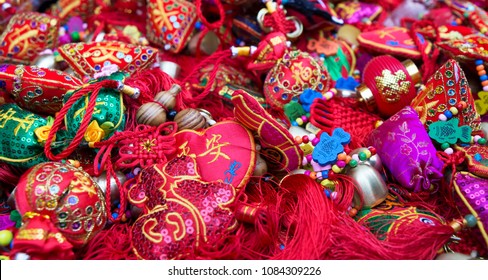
{"left": 263, "top": 50, "right": 332, "bottom": 109}
{"left": 411, "top": 59, "right": 481, "bottom": 133}
{"left": 129, "top": 156, "right": 238, "bottom": 259}
{"left": 14, "top": 162, "right": 107, "bottom": 247}
{"left": 453, "top": 172, "right": 488, "bottom": 248}
{"left": 0, "top": 12, "right": 59, "bottom": 64}
{"left": 58, "top": 41, "right": 158, "bottom": 78}
{"left": 146, "top": 0, "right": 197, "bottom": 53}
{"left": 0, "top": 64, "right": 82, "bottom": 115}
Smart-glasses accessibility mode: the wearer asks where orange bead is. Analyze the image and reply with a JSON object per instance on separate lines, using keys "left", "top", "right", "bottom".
{"left": 482, "top": 80, "right": 488, "bottom": 87}
{"left": 349, "top": 208, "right": 358, "bottom": 217}
{"left": 477, "top": 65, "right": 485, "bottom": 72}
{"left": 337, "top": 153, "right": 347, "bottom": 161}
{"left": 294, "top": 136, "right": 302, "bottom": 144}
{"left": 310, "top": 172, "right": 317, "bottom": 180}
{"left": 479, "top": 70, "right": 487, "bottom": 76}
{"left": 345, "top": 155, "right": 352, "bottom": 164}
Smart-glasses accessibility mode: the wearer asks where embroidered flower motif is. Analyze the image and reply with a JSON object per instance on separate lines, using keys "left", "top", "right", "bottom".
{"left": 400, "top": 144, "right": 412, "bottom": 156}
{"left": 34, "top": 116, "right": 55, "bottom": 143}
{"left": 84, "top": 121, "right": 106, "bottom": 143}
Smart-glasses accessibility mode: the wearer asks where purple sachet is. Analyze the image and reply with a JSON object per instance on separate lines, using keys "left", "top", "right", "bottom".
{"left": 366, "top": 106, "right": 444, "bottom": 193}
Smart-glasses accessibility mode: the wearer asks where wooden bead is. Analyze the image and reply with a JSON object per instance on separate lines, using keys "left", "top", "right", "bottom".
{"left": 174, "top": 108, "right": 207, "bottom": 131}
{"left": 153, "top": 84, "right": 181, "bottom": 110}
{"left": 136, "top": 102, "right": 167, "bottom": 126}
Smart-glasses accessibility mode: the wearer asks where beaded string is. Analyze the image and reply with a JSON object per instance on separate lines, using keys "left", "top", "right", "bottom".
{"left": 294, "top": 131, "right": 377, "bottom": 180}
{"left": 475, "top": 59, "right": 488, "bottom": 92}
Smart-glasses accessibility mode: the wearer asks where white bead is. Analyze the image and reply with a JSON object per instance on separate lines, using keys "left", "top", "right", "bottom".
{"left": 474, "top": 135, "right": 482, "bottom": 142}
{"left": 308, "top": 134, "right": 316, "bottom": 141}
{"left": 439, "top": 114, "right": 447, "bottom": 121}
{"left": 444, "top": 147, "right": 454, "bottom": 155}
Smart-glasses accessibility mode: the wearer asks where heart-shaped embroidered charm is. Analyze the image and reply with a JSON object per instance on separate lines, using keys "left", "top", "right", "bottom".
{"left": 58, "top": 41, "right": 158, "bottom": 78}
{"left": 174, "top": 121, "right": 256, "bottom": 190}
{"left": 0, "top": 12, "right": 59, "bottom": 64}
{"left": 129, "top": 156, "right": 238, "bottom": 259}
{"left": 146, "top": 0, "right": 197, "bottom": 53}
{"left": 0, "top": 64, "right": 82, "bottom": 115}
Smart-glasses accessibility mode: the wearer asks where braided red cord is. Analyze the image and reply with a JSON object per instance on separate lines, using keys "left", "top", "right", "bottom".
{"left": 195, "top": 0, "right": 226, "bottom": 30}
{"left": 44, "top": 80, "right": 119, "bottom": 161}
{"left": 407, "top": 19, "right": 441, "bottom": 83}
{"left": 262, "top": 1, "right": 296, "bottom": 35}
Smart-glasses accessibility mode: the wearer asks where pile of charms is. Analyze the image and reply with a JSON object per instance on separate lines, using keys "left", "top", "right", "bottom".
{"left": 0, "top": 0, "right": 487, "bottom": 260}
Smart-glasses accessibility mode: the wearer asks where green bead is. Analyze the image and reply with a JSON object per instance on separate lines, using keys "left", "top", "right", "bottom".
{"left": 0, "top": 230, "right": 13, "bottom": 247}
{"left": 441, "top": 143, "right": 450, "bottom": 150}
{"left": 349, "top": 159, "right": 358, "bottom": 167}
{"left": 71, "top": 31, "right": 80, "bottom": 41}
{"left": 465, "top": 214, "right": 477, "bottom": 228}
{"left": 358, "top": 152, "right": 367, "bottom": 161}
{"left": 478, "top": 138, "right": 487, "bottom": 145}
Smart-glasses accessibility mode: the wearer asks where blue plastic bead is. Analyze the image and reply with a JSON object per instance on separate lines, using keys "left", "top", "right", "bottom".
{"left": 195, "top": 21, "right": 202, "bottom": 30}
{"left": 465, "top": 214, "right": 477, "bottom": 228}
{"left": 279, "top": 244, "right": 285, "bottom": 250}
{"left": 480, "top": 75, "right": 488, "bottom": 81}
{"left": 322, "top": 170, "right": 329, "bottom": 179}
{"left": 291, "top": 121, "right": 298, "bottom": 126}
{"left": 475, "top": 59, "right": 484, "bottom": 66}
{"left": 112, "top": 213, "right": 119, "bottom": 219}
{"left": 474, "top": 153, "right": 483, "bottom": 162}
{"left": 168, "top": 110, "right": 178, "bottom": 120}
{"left": 324, "top": 189, "right": 331, "bottom": 198}
{"left": 444, "top": 110, "right": 453, "bottom": 119}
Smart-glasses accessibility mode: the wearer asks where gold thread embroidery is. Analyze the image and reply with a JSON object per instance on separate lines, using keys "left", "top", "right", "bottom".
{"left": 375, "top": 69, "right": 411, "bottom": 103}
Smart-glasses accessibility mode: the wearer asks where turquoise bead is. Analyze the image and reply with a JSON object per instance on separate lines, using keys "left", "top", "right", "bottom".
{"left": 465, "top": 214, "right": 477, "bottom": 228}
{"left": 441, "top": 143, "right": 450, "bottom": 150}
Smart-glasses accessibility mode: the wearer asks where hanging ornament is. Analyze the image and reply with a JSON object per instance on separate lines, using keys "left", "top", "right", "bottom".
{"left": 10, "top": 161, "right": 107, "bottom": 260}
{"left": 0, "top": 12, "right": 59, "bottom": 64}
{"left": 410, "top": 59, "right": 481, "bottom": 133}
{"left": 58, "top": 41, "right": 158, "bottom": 79}
{"left": 366, "top": 106, "right": 444, "bottom": 193}
{"left": 263, "top": 50, "right": 332, "bottom": 109}
{"left": 357, "top": 27, "right": 432, "bottom": 60}
{"left": 146, "top": 0, "right": 197, "bottom": 53}
{"left": 357, "top": 55, "right": 421, "bottom": 117}
{"left": 0, "top": 64, "right": 83, "bottom": 115}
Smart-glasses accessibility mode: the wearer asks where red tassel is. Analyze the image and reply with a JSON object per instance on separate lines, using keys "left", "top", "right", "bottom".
{"left": 78, "top": 223, "right": 137, "bottom": 260}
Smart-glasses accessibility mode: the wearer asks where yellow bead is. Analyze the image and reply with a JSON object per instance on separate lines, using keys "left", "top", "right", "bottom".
{"left": 449, "top": 107, "right": 459, "bottom": 115}
{"left": 332, "top": 165, "right": 342, "bottom": 173}
{"left": 296, "top": 118, "right": 304, "bottom": 126}
{"left": 321, "top": 179, "right": 335, "bottom": 188}
{"left": 364, "top": 149, "right": 372, "bottom": 159}
{"left": 0, "top": 230, "right": 13, "bottom": 247}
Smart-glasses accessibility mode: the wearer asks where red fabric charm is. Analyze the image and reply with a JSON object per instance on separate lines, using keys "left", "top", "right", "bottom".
{"left": 357, "top": 26, "right": 432, "bottom": 59}
{"left": 0, "top": 12, "right": 59, "bottom": 65}
{"left": 174, "top": 121, "right": 256, "bottom": 190}
{"left": 128, "top": 156, "right": 238, "bottom": 259}
{"left": 58, "top": 41, "right": 158, "bottom": 78}
{"left": 437, "top": 35, "right": 488, "bottom": 63}
{"left": 410, "top": 59, "right": 481, "bottom": 133}
{"left": 454, "top": 144, "right": 488, "bottom": 178}
{"left": 49, "top": 0, "right": 98, "bottom": 23}
{"left": 247, "top": 32, "right": 288, "bottom": 73}
{"left": 11, "top": 162, "right": 107, "bottom": 259}
{"left": 263, "top": 50, "right": 332, "bottom": 109}
{"left": 232, "top": 90, "right": 303, "bottom": 172}
{"left": 0, "top": 64, "right": 83, "bottom": 115}
{"left": 146, "top": 0, "right": 197, "bottom": 53}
